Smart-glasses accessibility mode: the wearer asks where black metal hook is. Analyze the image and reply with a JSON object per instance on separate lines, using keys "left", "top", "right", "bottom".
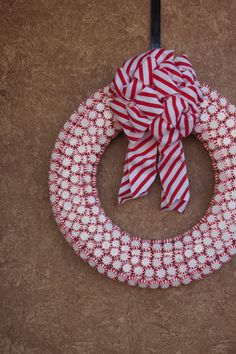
{"left": 151, "top": 0, "right": 161, "bottom": 49}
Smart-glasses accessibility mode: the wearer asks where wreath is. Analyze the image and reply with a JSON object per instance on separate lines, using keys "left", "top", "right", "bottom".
{"left": 49, "top": 49, "right": 236, "bottom": 289}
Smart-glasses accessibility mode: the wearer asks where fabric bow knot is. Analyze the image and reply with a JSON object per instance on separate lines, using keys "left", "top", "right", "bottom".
{"left": 109, "top": 48, "right": 203, "bottom": 213}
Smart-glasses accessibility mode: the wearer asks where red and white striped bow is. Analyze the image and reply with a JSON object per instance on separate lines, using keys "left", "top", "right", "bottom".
{"left": 109, "top": 48, "right": 203, "bottom": 213}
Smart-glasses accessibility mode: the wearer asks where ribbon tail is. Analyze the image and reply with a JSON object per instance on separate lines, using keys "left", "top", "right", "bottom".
{"left": 158, "top": 140, "right": 190, "bottom": 213}
{"left": 117, "top": 131, "right": 158, "bottom": 205}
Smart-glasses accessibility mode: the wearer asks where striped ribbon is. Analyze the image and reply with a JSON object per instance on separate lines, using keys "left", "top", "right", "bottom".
{"left": 109, "top": 48, "right": 203, "bottom": 213}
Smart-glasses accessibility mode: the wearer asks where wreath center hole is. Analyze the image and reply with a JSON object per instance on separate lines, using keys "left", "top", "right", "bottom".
{"left": 97, "top": 133, "right": 215, "bottom": 240}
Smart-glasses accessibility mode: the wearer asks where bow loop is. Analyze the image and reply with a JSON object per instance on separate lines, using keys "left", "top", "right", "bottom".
{"left": 133, "top": 55, "right": 157, "bottom": 87}
{"left": 153, "top": 67, "right": 180, "bottom": 99}
{"left": 160, "top": 60, "right": 184, "bottom": 85}
{"left": 109, "top": 48, "right": 203, "bottom": 213}
{"left": 134, "top": 86, "right": 164, "bottom": 118}
{"left": 123, "top": 77, "right": 144, "bottom": 100}
{"left": 127, "top": 105, "right": 151, "bottom": 134}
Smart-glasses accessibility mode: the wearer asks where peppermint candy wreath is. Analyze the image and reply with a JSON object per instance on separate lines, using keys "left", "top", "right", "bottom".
{"left": 49, "top": 49, "right": 236, "bottom": 289}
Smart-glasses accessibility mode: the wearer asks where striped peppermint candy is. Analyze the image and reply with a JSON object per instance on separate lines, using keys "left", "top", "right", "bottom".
{"left": 109, "top": 48, "right": 203, "bottom": 213}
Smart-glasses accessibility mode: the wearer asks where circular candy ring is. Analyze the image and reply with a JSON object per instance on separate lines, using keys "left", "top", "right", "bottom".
{"left": 49, "top": 54, "right": 236, "bottom": 289}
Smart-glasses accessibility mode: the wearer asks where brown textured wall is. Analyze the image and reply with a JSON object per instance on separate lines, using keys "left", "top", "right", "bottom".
{"left": 1, "top": 1, "right": 236, "bottom": 353}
